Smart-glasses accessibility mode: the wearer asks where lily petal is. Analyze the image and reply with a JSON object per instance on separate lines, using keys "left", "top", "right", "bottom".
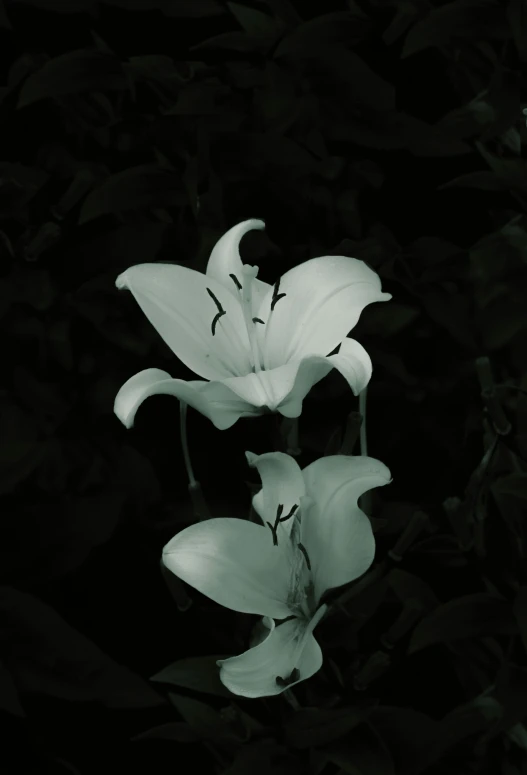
{"left": 114, "top": 368, "right": 264, "bottom": 431}
{"left": 116, "top": 263, "right": 252, "bottom": 380}
{"left": 257, "top": 255, "right": 391, "bottom": 369}
{"left": 245, "top": 451, "right": 306, "bottom": 541}
{"left": 300, "top": 456, "right": 391, "bottom": 602}
{"left": 163, "top": 519, "right": 294, "bottom": 619}
{"left": 217, "top": 605, "right": 326, "bottom": 698}
{"left": 205, "top": 219, "right": 272, "bottom": 313}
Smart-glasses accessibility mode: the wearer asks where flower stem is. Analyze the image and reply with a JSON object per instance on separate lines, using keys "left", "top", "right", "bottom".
{"left": 283, "top": 688, "right": 300, "bottom": 710}
{"left": 358, "top": 388, "right": 371, "bottom": 514}
{"left": 180, "top": 401, "right": 197, "bottom": 488}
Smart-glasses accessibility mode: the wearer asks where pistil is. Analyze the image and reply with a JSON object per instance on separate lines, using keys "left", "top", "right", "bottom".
{"left": 229, "top": 266, "right": 265, "bottom": 372}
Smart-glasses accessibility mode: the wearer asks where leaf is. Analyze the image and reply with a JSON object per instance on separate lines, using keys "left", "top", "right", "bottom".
{"left": 387, "top": 569, "right": 439, "bottom": 610}
{"left": 133, "top": 722, "right": 200, "bottom": 743}
{"left": 324, "top": 724, "right": 395, "bottom": 775}
{"left": 274, "top": 11, "right": 368, "bottom": 57}
{"left": 0, "top": 659, "right": 24, "bottom": 716}
{"left": 398, "top": 113, "right": 472, "bottom": 156}
{"left": 402, "top": 0, "right": 509, "bottom": 58}
{"left": 408, "top": 593, "right": 517, "bottom": 654}
{"left": 0, "top": 587, "right": 165, "bottom": 708}
{"left": 17, "top": 0, "right": 96, "bottom": 11}
{"left": 492, "top": 473, "right": 527, "bottom": 501}
{"left": 361, "top": 302, "right": 419, "bottom": 337}
{"left": 284, "top": 706, "right": 371, "bottom": 749}
{"left": 104, "top": 0, "right": 225, "bottom": 15}
{"left": 439, "top": 170, "right": 517, "bottom": 191}
{"left": 18, "top": 49, "right": 127, "bottom": 107}
{"left": 227, "top": 2, "right": 281, "bottom": 37}
{"left": 508, "top": 0, "right": 527, "bottom": 62}
{"left": 168, "top": 693, "right": 239, "bottom": 742}
{"left": 0, "top": 0, "right": 11, "bottom": 28}
{"left": 79, "top": 165, "right": 186, "bottom": 223}
{"left": 513, "top": 587, "right": 527, "bottom": 656}
{"left": 151, "top": 655, "right": 232, "bottom": 698}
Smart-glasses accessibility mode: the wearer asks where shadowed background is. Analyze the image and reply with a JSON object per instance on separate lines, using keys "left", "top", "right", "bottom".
{"left": 0, "top": 1, "right": 526, "bottom": 773}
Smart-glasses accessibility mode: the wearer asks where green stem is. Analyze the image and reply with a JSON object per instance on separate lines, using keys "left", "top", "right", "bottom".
{"left": 180, "top": 401, "right": 197, "bottom": 488}
{"left": 358, "top": 388, "right": 371, "bottom": 514}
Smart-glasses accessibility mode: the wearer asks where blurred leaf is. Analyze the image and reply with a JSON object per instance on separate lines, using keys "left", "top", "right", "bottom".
{"left": 507, "top": 0, "right": 527, "bottom": 62}
{"left": 133, "top": 721, "right": 200, "bottom": 743}
{"left": 0, "top": 587, "right": 165, "bottom": 708}
{"left": 0, "top": 0, "right": 11, "bottom": 28}
{"left": 324, "top": 723, "right": 395, "bottom": 775}
{"left": 492, "top": 473, "right": 527, "bottom": 501}
{"left": 79, "top": 164, "right": 186, "bottom": 223}
{"left": 408, "top": 593, "right": 517, "bottom": 653}
{"left": 228, "top": 2, "right": 281, "bottom": 37}
{"left": 0, "top": 659, "right": 24, "bottom": 716}
{"left": 151, "top": 655, "right": 232, "bottom": 698}
{"left": 402, "top": 0, "right": 509, "bottom": 58}
{"left": 18, "top": 50, "right": 127, "bottom": 107}
{"left": 168, "top": 692, "right": 239, "bottom": 742}
{"left": 17, "top": 0, "right": 96, "bottom": 10}
{"left": 362, "top": 302, "right": 419, "bottom": 337}
{"left": 387, "top": 568, "right": 439, "bottom": 610}
{"left": 368, "top": 706, "right": 440, "bottom": 775}
{"left": 513, "top": 586, "right": 527, "bottom": 656}
{"left": 104, "top": 0, "right": 224, "bottom": 14}
{"left": 116, "top": 445, "right": 161, "bottom": 510}
{"left": 274, "top": 10, "right": 368, "bottom": 57}
{"left": 284, "top": 706, "right": 371, "bottom": 749}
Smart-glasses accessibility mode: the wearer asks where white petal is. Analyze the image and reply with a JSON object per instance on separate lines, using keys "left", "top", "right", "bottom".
{"left": 205, "top": 219, "right": 272, "bottom": 313}
{"left": 163, "top": 519, "right": 294, "bottom": 619}
{"left": 245, "top": 451, "right": 305, "bottom": 541}
{"left": 256, "top": 255, "right": 391, "bottom": 369}
{"left": 300, "top": 456, "right": 391, "bottom": 601}
{"left": 116, "top": 263, "right": 252, "bottom": 380}
{"left": 217, "top": 606, "right": 326, "bottom": 698}
{"left": 114, "top": 368, "right": 264, "bottom": 431}
{"left": 237, "top": 340, "right": 371, "bottom": 420}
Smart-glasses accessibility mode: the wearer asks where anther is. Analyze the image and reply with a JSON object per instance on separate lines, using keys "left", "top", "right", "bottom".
{"left": 279, "top": 504, "right": 298, "bottom": 523}
{"left": 207, "top": 288, "right": 227, "bottom": 336}
{"left": 229, "top": 273, "right": 242, "bottom": 290}
{"left": 297, "top": 542, "right": 311, "bottom": 570}
{"left": 252, "top": 317, "right": 265, "bottom": 324}
{"left": 275, "top": 668, "right": 300, "bottom": 687}
{"left": 270, "top": 278, "right": 287, "bottom": 311}
{"left": 267, "top": 503, "right": 295, "bottom": 546}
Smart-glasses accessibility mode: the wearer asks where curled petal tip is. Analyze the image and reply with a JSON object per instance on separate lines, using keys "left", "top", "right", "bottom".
{"left": 115, "top": 271, "right": 128, "bottom": 290}
{"left": 245, "top": 450, "right": 258, "bottom": 467}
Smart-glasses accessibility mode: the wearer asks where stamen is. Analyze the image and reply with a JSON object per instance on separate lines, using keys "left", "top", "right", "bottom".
{"left": 267, "top": 503, "right": 286, "bottom": 546}
{"left": 275, "top": 668, "right": 300, "bottom": 687}
{"left": 206, "top": 287, "right": 227, "bottom": 336}
{"left": 252, "top": 317, "right": 265, "bottom": 324}
{"left": 297, "top": 542, "right": 311, "bottom": 571}
{"left": 229, "top": 273, "right": 242, "bottom": 290}
{"left": 279, "top": 504, "right": 298, "bottom": 523}
{"left": 271, "top": 278, "right": 287, "bottom": 311}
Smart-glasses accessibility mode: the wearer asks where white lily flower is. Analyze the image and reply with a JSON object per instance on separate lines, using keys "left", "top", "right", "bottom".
{"left": 114, "top": 220, "right": 392, "bottom": 430}
{"left": 162, "top": 451, "right": 391, "bottom": 697}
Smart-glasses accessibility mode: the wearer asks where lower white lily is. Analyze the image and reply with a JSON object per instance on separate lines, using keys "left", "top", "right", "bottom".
{"left": 114, "top": 219, "right": 391, "bottom": 430}
{"left": 162, "top": 451, "right": 391, "bottom": 697}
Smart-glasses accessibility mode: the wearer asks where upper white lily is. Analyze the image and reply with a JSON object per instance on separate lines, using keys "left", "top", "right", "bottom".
{"left": 162, "top": 451, "right": 391, "bottom": 697}
{"left": 114, "top": 220, "right": 391, "bottom": 430}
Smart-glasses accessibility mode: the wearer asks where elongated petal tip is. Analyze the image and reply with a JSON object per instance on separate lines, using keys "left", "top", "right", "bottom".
{"left": 245, "top": 450, "right": 258, "bottom": 467}
{"left": 116, "top": 271, "right": 129, "bottom": 290}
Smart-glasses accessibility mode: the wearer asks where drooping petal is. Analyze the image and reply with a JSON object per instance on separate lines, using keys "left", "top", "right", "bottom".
{"left": 245, "top": 451, "right": 305, "bottom": 541}
{"left": 116, "top": 263, "right": 252, "bottom": 380}
{"left": 236, "top": 338, "right": 371, "bottom": 420}
{"left": 256, "top": 255, "right": 391, "bottom": 369}
{"left": 300, "top": 455, "right": 391, "bottom": 602}
{"left": 163, "top": 519, "right": 294, "bottom": 619}
{"left": 205, "top": 219, "right": 272, "bottom": 313}
{"left": 217, "top": 605, "right": 327, "bottom": 698}
{"left": 114, "top": 368, "right": 264, "bottom": 431}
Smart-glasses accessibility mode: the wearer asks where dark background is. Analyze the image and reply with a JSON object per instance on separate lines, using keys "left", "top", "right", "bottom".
{"left": 1, "top": 0, "right": 527, "bottom": 773}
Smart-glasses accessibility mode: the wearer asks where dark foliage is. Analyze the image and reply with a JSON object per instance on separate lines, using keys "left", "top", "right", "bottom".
{"left": 0, "top": 0, "right": 526, "bottom": 773}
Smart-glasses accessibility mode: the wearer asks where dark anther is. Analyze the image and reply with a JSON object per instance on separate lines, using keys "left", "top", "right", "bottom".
{"left": 211, "top": 311, "right": 226, "bottom": 336}
{"left": 275, "top": 668, "right": 300, "bottom": 687}
{"left": 279, "top": 504, "right": 298, "bottom": 523}
{"left": 252, "top": 317, "right": 265, "bottom": 324}
{"left": 266, "top": 503, "right": 285, "bottom": 546}
{"left": 207, "top": 288, "right": 226, "bottom": 336}
{"left": 229, "top": 273, "right": 242, "bottom": 290}
{"left": 271, "top": 278, "right": 287, "bottom": 311}
{"left": 298, "top": 542, "right": 311, "bottom": 570}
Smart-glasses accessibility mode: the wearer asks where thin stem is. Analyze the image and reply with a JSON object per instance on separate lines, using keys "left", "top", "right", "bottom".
{"left": 359, "top": 388, "right": 368, "bottom": 456}
{"left": 358, "top": 388, "right": 371, "bottom": 514}
{"left": 283, "top": 688, "right": 300, "bottom": 710}
{"left": 179, "top": 401, "right": 197, "bottom": 488}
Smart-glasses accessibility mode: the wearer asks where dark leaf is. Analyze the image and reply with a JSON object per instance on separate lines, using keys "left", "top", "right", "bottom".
{"left": 0, "top": 588, "right": 165, "bottom": 708}
{"left": 324, "top": 723, "right": 395, "bottom": 775}
{"left": 274, "top": 10, "right": 368, "bottom": 58}
{"left": 284, "top": 706, "right": 371, "bottom": 749}
{"left": 133, "top": 721, "right": 200, "bottom": 743}
{"left": 402, "top": 0, "right": 509, "bottom": 58}
{"left": 151, "top": 655, "right": 232, "bottom": 698}
{"left": 18, "top": 50, "right": 127, "bottom": 107}
{"left": 0, "top": 659, "right": 24, "bottom": 716}
{"left": 79, "top": 165, "right": 186, "bottom": 223}
{"left": 168, "top": 692, "right": 239, "bottom": 742}
{"left": 228, "top": 2, "right": 282, "bottom": 38}
{"left": 408, "top": 593, "right": 517, "bottom": 653}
